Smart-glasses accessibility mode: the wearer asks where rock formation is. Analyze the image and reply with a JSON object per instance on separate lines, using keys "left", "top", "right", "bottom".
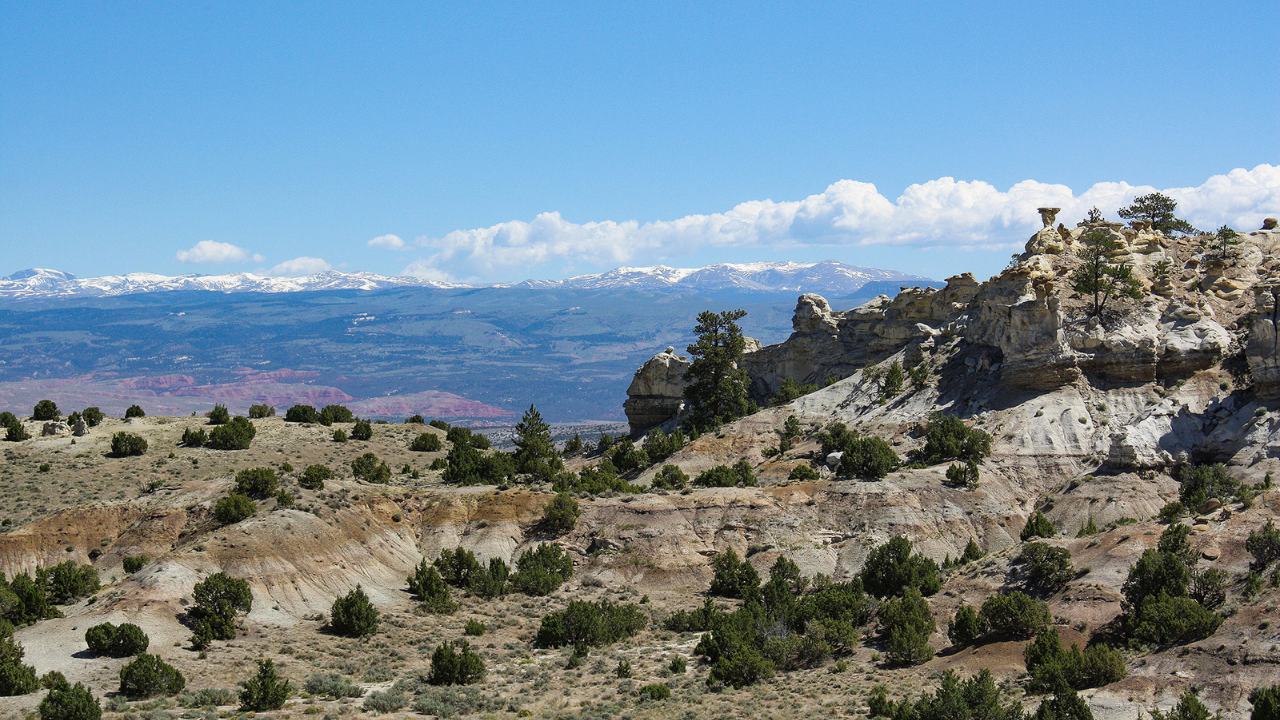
{"left": 627, "top": 218, "right": 1280, "bottom": 436}
{"left": 41, "top": 421, "right": 69, "bottom": 437}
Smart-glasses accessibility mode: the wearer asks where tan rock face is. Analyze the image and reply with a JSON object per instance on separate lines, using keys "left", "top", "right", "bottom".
{"left": 623, "top": 346, "right": 691, "bottom": 433}
{"left": 1248, "top": 283, "right": 1280, "bottom": 399}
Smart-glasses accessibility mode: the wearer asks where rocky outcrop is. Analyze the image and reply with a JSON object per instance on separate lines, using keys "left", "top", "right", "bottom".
{"left": 623, "top": 347, "right": 692, "bottom": 433}
{"left": 41, "top": 421, "right": 69, "bottom": 437}
{"left": 1248, "top": 282, "right": 1280, "bottom": 399}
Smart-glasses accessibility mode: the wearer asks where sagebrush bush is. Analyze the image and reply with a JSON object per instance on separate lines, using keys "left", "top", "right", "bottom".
{"left": 638, "top": 683, "right": 670, "bottom": 701}
{"left": 362, "top": 690, "right": 406, "bottom": 714}
{"left": 118, "top": 654, "right": 185, "bottom": 698}
{"left": 303, "top": 674, "right": 363, "bottom": 699}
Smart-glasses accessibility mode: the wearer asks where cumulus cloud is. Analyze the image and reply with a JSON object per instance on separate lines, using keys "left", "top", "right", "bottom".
{"left": 399, "top": 165, "right": 1280, "bottom": 280}
{"left": 175, "top": 240, "right": 258, "bottom": 264}
{"left": 267, "top": 256, "right": 332, "bottom": 277}
{"left": 368, "top": 233, "right": 406, "bottom": 250}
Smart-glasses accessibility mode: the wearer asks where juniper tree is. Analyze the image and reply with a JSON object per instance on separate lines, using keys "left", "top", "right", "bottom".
{"left": 1117, "top": 192, "right": 1197, "bottom": 235}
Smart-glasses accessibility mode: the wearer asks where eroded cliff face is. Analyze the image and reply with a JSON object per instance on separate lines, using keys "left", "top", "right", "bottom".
{"left": 626, "top": 221, "right": 1280, "bottom": 437}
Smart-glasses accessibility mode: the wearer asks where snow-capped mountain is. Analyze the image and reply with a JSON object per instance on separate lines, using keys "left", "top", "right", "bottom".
{"left": 0, "top": 261, "right": 936, "bottom": 300}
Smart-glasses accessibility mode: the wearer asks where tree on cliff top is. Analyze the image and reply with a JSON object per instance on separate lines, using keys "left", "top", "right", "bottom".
{"left": 1117, "top": 192, "right": 1197, "bottom": 235}
{"left": 683, "top": 309, "right": 752, "bottom": 430}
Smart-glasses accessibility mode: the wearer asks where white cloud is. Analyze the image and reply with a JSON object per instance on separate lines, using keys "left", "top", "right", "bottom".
{"left": 401, "top": 165, "right": 1280, "bottom": 279}
{"left": 175, "top": 240, "right": 254, "bottom": 264}
{"left": 368, "top": 233, "right": 406, "bottom": 250}
{"left": 267, "top": 257, "right": 332, "bottom": 277}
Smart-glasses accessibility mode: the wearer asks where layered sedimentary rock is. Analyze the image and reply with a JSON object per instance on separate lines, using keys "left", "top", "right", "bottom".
{"left": 626, "top": 220, "right": 1280, "bottom": 435}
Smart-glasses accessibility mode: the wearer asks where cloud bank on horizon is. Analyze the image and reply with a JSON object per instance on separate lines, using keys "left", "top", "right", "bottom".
{"left": 395, "top": 164, "right": 1280, "bottom": 282}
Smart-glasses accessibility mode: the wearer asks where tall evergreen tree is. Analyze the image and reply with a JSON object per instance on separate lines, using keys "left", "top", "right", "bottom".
{"left": 1071, "top": 230, "right": 1143, "bottom": 317}
{"left": 513, "top": 404, "right": 561, "bottom": 480}
{"left": 1117, "top": 192, "right": 1197, "bottom": 235}
{"left": 683, "top": 309, "right": 751, "bottom": 429}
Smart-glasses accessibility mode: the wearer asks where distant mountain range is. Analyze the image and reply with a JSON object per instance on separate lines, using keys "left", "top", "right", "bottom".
{"left": 0, "top": 261, "right": 937, "bottom": 300}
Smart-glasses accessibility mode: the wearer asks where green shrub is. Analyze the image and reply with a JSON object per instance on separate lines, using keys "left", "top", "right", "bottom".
{"left": 709, "top": 547, "right": 760, "bottom": 599}
{"left": 329, "top": 586, "right": 379, "bottom": 637}
{"left": 1122, "top": 549, "right": 1190, "bottom": 610}
{"left": 961, "top": 538, "right": 984, "bottom": 563}
{"left": 1021, "top": 511, "right": 1055, "bottom": 540}
{"left": 534, "top": 600, "right": 647, "bottom": 650}
{"left": 205, "top": 416, "right": 255, "bottom": 450}
{"left": 668, "top": 656, "right": 687, "bottom": 674}
{"left": 433, "top": 548, "right": 485, "bottom": 588}
{"left": 1032, "top": 687, "right": 1096, "bottom": 720}
{"left": 180, "top": 428, "right": 207, "bottom": 447}
{"left": 511, "top": 543, "right": 573, "bottom": 596}
{"left": 85, "top": 623, "right": 149, "bottom": 657}
{"left": 4, "top": 423, "right": 31, "bottom": 442}
{"left": 33, "top": 400, "right": 60, "bottom": 421}
{"left": 1188, "top": 567, "right": 1228, "bottom": 609}
{"left": 38, "top": 680, "right": 100, "bottom": 720}
{"left": 1024, "top": 627, "right": 1127, "bottom": 692}
{"left": 410, "top": 433, "right": 443, "bottom": 452}
{"left": 651, "top": 464, "right": 690, "bottom": 490}
{"left": 917, "top": 413, "right": 992, "bottom": 465}
{"left": 1149, "top": 688, "right": 1213, "bottom": 720}
{"left": 463, "top": 620, "right": 485, "bottom": 636}
{"left": 867, "top": 670, "right": 1021, "bottom": 720}
{"left": 118, "top": 654, "right": 185, "bottom": 698}
{"left": 859, "top": 536, "right": 941, "bottom": 598}
{"left": 247, "top": 404, "right": 275, "bottom": 419}
{"left": 1177, "top": 463, "right": 1240, "bottom": 509}
{"left": 303, "top": 673, "right": 363, "bottom": 699}
{"left": 350, "top": 419, "right": 373, "bottom": 441}
{"left": 351, "top": 452, "right": 391, "bottom": 483}
{"left": 0, "top": 627, "right": 39, "bottom": 696}
{"left": 426, "top": 641, "right": 485, "bottom": 686}
{"left": 408, "top": 562, "right": 457, "bottom": 612}
{"left": 772, "top": 377, "right": 818, "bottom": 405}
{"left": 947, "top": 606, "right": 985, "bottom": 647}
{"left": 644, "top": 427, "right": 685, "bottom": 463}
{"left": 979, "top": 591, "right": 1050, "bottom": 639}
{"left": 234, "top": 467, "right": 278, "bottom": 498}
{"left": 332, "top": 428, "right": 348, "bottom": 443}
{"left": 207, "top": 404, "right": 230, "bottom": 425}
{"left": 238, "top": 659, "right": 292, "bottom": 711}
{"left": 214, "top": 494, "right": 256, "bottom": 525}
{"left": 81, "top": 407, "right": 104, "bottom": 427}
{"left": 1158, "top": 501, "right": 1185, "bottom": 523}
{"left": 124, "top": 405, "right": 145, "bottom": 419}
{"left": 838, "top": 436, "right": 899, "bottom": 479}
{"left": 178, "top": 688, "right": 236, "bottom": 708}
{"left": 189, "top": 573, "right": 252, "bottom": 649}
{"left": 1018, "top": 542, "right": 1074, "bottom": 591}
{"left": 122, "top": 555, "right": 149, "bottom": 574}
{"left": 299, "top": 464, "right": 331, "bottom": 490}
{"left": 1251, "top": 685, "right": 1280, "bottom": 720}
{"left": 0, "top": 412, "right": 18, "bottom": 430}
{"left": 1126, "top": 592, "right": 1222, "bottom": 645}
{"left": 110, "top": 432, "right": 148, "bottom": 457}
{"left": 320, "top": 405, "right": 353, "bottom": 424}
{"left": 38, "top": 560, "right": 100, "bottom": 604}
{"left": 552, "top": 462, "right": 643, "bottom": 495}
{"left": 945, "top": 460, "right": 980, "bottom": 488}
{"left": 6, "top": 572, "right": 56, "bottom": 624}
{"left": 638, "top": 683, "right": 670, "bottom": 700}
{"left": 540, "top": 493, "right": 580, "bottom": 534}
{"left": 1247, "top": 519, "right": 1280, "bottom": 571}
{"left": 879, "top": 586, "right": 935, "bottom": 665}
{"left": 284, "top": 405, "right": 319, "bottom": 423}
{"left": 788, "top": 464, "right": 819, "bottom": 482}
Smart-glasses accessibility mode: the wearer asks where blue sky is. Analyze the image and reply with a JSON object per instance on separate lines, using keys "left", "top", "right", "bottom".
{"left": 2, "top": 1, "right": 1276, "bottom": 284}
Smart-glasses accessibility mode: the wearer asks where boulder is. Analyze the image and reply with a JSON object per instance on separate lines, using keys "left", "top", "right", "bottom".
{"left": 41, "top": 421, "right": 70, "bottom": 437}
{"left": 71, "top": 418, "right": 89, "bottom": 436}
{"left": 623, "top": 347, "right": 692, "bottom": 434}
